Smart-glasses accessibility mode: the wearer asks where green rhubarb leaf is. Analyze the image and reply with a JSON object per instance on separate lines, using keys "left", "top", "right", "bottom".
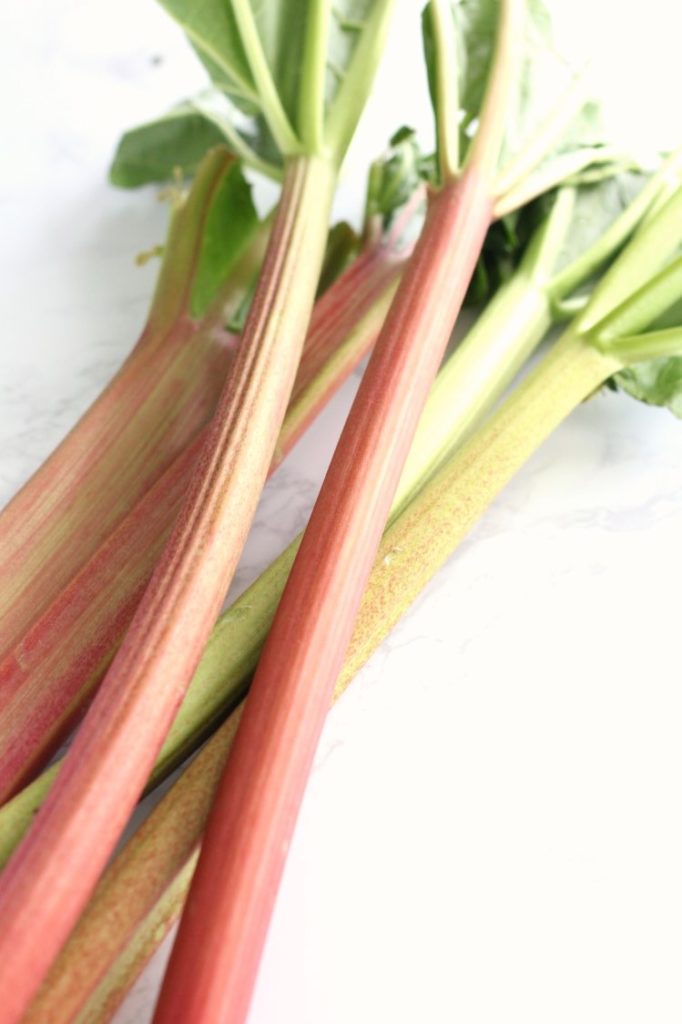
{"left": 466, "top": 212, "right": 526, "bottom": 303}
{"left": 111, "top": 0, "right": 395, "bottom": 185}
{"left": 497, "top": 22, "right": 595, "bottom": 165}
{"left": 363, "top": 127, "right": 426, "bottom": 236}
{"left": 475, "top": 167, "right": 660, "bottom": 311}
{"left": 110, "top": 105, "right": 230, "bottom": 188}
{"left": 145, "top": 148, "right": 262, "bottom": 328}
{"left": 362, "top": 125, "right": 532, "bottom": 304}
{"left": 189, "top": 157, "right": 260, "bottom": 318}
{"left": 452, "top": 0, "right": 509, "bottom": 139}
{"left": 155, "top": 0, "right": 255, "bottom": 99}
{"left": 497, "top": 100, "right": 617, "bottom": 215}
{"left": 548, "top": 172, "right": 648, "bottom": 277}
{"left": 158, "top": 0, "right": 387, "bottom": 139}
{"left": 326, "top": 3, "right": 384, "bottom": 109}
{"left": 156, "top": 0, "right": 306, "bottom": 150}
{"left": 610, "top": 358, "right": 682, "bottom": 418}
{"left": 322, "top": 0, "right": 397, "bottom": 161}
{"left": 317, "top": 222, "right": 360, "bottom": 296}
{"left": 422, "top": 0, "right": 551, "bottom": 169}
{"left": 422, "top": 0, "right": 617, "bottom": 203}
{"left": 491, "top": 3, "right": 614, "bottom": 202}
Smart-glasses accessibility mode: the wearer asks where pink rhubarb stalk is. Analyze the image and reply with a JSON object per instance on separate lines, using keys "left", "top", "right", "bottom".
{"left": 0, "top": 149, "right": 263, "bottom": 670}
{"left": 153, "top": 3, "right": 525, "bottom": 1022}
{"left": 0, "top": 153, "right": 336, "bottom": 1022}
{"left": 0, "top": 237, "right": 403, "bottom": 801}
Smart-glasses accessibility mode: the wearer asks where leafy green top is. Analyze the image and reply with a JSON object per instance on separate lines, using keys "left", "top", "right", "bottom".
{"left": 362, "top": 128, "right": 427, "bottom": 241}
{"left": 361, "top": 126, "right": 538, "bottom": 305}
{"left": 611, "top": 358, "right": 682, "bottom": 417}
{"left": 188, "top": 153, "right": 261, "bottom": 317}
{"left": 422, "top": 0, "right": 621, "bottom": 211}
{"left": 143, "top": 148, "right": 262, "bottom": 328}
{"left": 111, "top": 0, "right": 395, "bottom": 187}
{"left": 570, "top": 176, "right": 682, "bottom": 417}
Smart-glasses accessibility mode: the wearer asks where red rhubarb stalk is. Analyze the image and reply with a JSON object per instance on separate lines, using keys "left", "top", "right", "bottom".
{"left": 0, "top": 239, "right": 403, "bottom": 801}
{"left": 0, "top": 3, "right": 395, "bottom": 1015}
{"left": 0, "top": 150, "right": 262, "bottom": 667}
{"left": 0, "top": 154, "right": 334, "bottom": 1023}
{"left": 153, "top": 2, "right": 525, "bottom": 1021}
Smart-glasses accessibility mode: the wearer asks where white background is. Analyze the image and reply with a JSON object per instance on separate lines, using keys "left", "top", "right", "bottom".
{"left": 2, "top": 1, "right": 682, "bottom": 1021}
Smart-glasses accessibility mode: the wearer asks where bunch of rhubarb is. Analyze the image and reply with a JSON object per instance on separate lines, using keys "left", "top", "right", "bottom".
{"left": 0, "top": 1, "right": 680, "bottom": 1023}
{"left": 7, "top": 154, "right": 680, "bottom": 1024}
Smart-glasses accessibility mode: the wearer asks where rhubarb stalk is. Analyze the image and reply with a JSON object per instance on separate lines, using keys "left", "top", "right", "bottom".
{"left": 0, "top": 3, "right": 396, "bottom": 1017}
{"left": 0, "top": 128, "right": 647, "bottom": 807}
{"left": 153, "top": 2, "right": 677, "bottom": 1019}
{"left": 0, "top": 149, "right": 262, "bottom": 666}
{"left": 394, "top": 150, "right": 682, "bottom": 511}
{"left": 0, "top": 132, "right": 424, "bottom": 800}
{"left": 0, "top": 152, "right": 333, "bottom": 1024}
{"left": 0, "top": 161, "right": 668, "bottom": 865}
{"left": 152, "top": 3, "right": 524, "bottom": 1021}
{"left": 0, "top": 228, "right": 403, "bottom": 803}
{"left": 26, "top": 184, "right": 682, "bottom": 1021}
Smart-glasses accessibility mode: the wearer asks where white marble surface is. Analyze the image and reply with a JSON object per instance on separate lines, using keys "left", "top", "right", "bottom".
{"left": 2, "top": 2, "right": 682, "bottom": 1022}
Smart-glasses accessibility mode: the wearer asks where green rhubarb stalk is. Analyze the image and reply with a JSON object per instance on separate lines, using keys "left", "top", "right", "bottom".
{"left": 0, "top": 5, "right": 396, "bottom": 1018}
{"left": 25, "top": 208, "right": 682, "bottom": 1023}
{"left": 394, "top": 153, "right": 682, "bottom": 512}
{"left": 391, "top": 183, "right": 578, "bottom": 512}
{"left": 0, "top": 149, "right": 263, "bottom": 669}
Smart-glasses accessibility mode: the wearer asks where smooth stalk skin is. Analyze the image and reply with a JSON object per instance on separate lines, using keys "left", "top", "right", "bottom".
{"left": 155, "top": 1, "right": 524, "bottom": 1016}
{"left": 25, "top": 329, "right": 621, "bottom": 1024}
{"left": 0, "top": 150, "right": 260, "bottom": 669}
{"left": 0, "top": 155, "right": 335, "bottom": 1023}
{"left": 155, "top": 169, "right": 494, "bottom": 1024}
{"left": 0, "top": 242, "right": 402, "bottom": 803}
